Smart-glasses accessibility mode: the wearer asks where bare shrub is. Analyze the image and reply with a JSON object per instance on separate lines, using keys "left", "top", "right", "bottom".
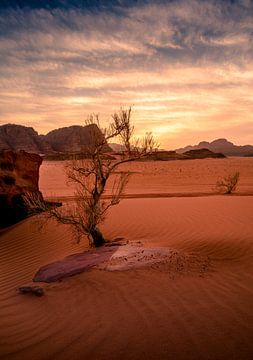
{"left": 216, "top": 172, "right": 240, "bottom": 194}
{"left": 24, "top": 108, "right": 158, "bottom": 247}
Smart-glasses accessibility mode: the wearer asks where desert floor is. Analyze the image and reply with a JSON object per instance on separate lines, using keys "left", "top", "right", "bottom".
{"left": 0, "top": 157, "right": 253, "bottom": 360}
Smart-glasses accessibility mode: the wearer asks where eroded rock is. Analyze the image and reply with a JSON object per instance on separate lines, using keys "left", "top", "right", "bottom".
{"left": 33, "top": 242, "right": 211, "bottom": 284}
{"left": 44, "top": 124, "right": 112, "bottom": 153}
{"left": 0, "top": 150, "right": 43, "bottom": 227}
{"left": 0, "top": 124, "right": 52, "bottom": 153}
{"left": 33, "top": 246, "right": 118, "bottom": 283}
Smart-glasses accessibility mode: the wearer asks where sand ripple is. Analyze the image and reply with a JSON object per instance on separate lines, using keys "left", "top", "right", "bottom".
{"left": 0, "top": 196, "right": 253, "bottom": 360}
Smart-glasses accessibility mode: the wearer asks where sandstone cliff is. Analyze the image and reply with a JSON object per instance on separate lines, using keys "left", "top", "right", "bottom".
{"left": 0, "top": 123, "right": 112, "bottom": 154}
{"left": 0, "top": 124, "right": 52, "bottom": 154}
{"left": 44, "top": 124, "right": 112, "bottom": 153}
{"left": 0, "top": 150, "right": 43, "bottom": 228}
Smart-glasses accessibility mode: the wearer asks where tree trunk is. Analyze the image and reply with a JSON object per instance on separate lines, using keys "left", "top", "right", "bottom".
{"left": 89, "top": 227, "right": 105, "bottom": 247}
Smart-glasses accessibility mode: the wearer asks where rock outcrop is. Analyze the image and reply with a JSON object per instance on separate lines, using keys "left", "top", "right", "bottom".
{"left": 0, "top": 123, "right": 112, "bottom": 155}
{"left": 182, "top": 148, "right": 225, "bottom": 159}
{"left": 0, "top": 124, "right": 52, "bottom": 154}
{"left": 0, "top": 150, "right": 43, "bottom": 228}
{"left": 140, "top": 149, "right": 225, "bottom": 161}
{"left": 176, "top": 138, "right": 253, "bottom": 157}
{"left": 43, "top": 124, "right": 112, "bottom": 153}
{"left": 33, "top": 242, "right": 211, "bottom": 282}
{"left": 140, "top": 150, "right": 183, "bottom": 161}
{"left": 33, "top": 246, "right": 118, "bottom": 283}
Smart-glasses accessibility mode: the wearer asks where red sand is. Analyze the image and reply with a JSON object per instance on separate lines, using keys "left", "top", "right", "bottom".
{"left": 39, "top": 157, "right": 253, "bottom": 199}
{"left": 0, "top": 158, "right": 253, "bottom": 360}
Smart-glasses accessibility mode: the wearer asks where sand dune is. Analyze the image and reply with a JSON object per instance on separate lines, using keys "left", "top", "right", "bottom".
{"left": 1, "top": 194, "right": 253, "bottom": 360}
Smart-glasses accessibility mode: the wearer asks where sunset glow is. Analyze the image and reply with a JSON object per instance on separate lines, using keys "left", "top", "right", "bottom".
{"left": 0, "top": 0, "right": 253, "bottom": 148}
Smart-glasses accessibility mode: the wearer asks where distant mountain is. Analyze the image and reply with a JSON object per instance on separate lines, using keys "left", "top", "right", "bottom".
{"left": 108, "top": 143, "right": 126, "bottom": 152}
{"left": 176, "top": 138, "right": 253, "bottom": 157}
{"left": 0, "top": 124, "right": 52, "bottom": 154}
{"left": 2, "top": 125, "right": 251, "bottom": 158}
{"left": 0, "top": 123, "right": 112, "bottom": 154}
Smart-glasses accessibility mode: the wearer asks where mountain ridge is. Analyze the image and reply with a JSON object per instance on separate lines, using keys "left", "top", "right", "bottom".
{"left": 1, "top": 123, "right": 252, "bottom": 157}
{"left": 176, "top": 138, "right": 253, "bottom": 157}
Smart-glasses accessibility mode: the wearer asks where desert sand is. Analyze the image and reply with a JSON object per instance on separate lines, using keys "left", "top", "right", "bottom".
{"left": 0, "top": 157, "right": 253, "bottom": 360}
{"left": 40, "top": 157, "right": 253, "bottom": 199}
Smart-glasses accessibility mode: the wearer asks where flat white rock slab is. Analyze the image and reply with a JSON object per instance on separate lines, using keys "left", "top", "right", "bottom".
{"left": 98, "top": 244, "right": 176, "bottom": 271}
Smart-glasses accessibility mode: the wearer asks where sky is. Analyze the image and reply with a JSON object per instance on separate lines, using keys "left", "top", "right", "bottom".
{"left": 0, "top": 0, "right": 253, "bottom": 149}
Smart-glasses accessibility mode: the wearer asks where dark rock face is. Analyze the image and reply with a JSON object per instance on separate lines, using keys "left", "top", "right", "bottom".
{"left": 182, "top": 148, "right": 225, "bottom": 159}
{"left": 0, "top": 150, "right": 43, "bottom": 228}
{"left": 44, "top": 124, "right": 112, "bottom": 153}
{"left": 177, "top": 138, "right": 253, "bottom": 156}
{"left": 0, "top": 123, "right": 112, "bottom": 154}
{"left": 0, "top": 124, "right": 52, "bottom": 154}
{"left": 141, "top": 150, "right": 185, "bottom": 161}
{"left": 140, "top": 149, "right": 225, "bottom": 161}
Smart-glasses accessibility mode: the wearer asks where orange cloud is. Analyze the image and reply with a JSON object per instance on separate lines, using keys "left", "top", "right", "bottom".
{"left": 0, "top": 1, "right": 253, "bottom": 148}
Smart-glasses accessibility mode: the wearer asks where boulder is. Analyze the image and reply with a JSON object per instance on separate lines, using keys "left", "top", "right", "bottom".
{"left": 0, "top": 150, "right": 43, "bottom": 228}
{"left": 33, "top": 246, "right": 119, "bottom": 283}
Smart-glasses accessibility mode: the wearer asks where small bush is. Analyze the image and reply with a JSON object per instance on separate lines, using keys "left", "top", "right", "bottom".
{"left": 216, "top": 172, "right": 240, "bottom": 194}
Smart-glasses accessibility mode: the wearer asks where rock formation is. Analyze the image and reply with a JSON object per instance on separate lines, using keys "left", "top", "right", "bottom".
{"left": 33, "top": 246, "right": 118, "bottom": 282}
{"left": 141, "top": 149, "right": 225, "bottom": 161}
{"left": 0, "top": 123, "right": 112, "bottom": 155}
{"left": 0, "top": 150, "right": 43, "bottom": 228}
{"left": 43, "top": 124, "right": 112, "bottom": 153}
{"left": 182, "top": 148, "right": 225, "bottom": 159}
{"left": 176, "top": 138, "right": 253, "bottom": 157}
{"left": 0, "top": 124, "right": 52, "bottom": 154}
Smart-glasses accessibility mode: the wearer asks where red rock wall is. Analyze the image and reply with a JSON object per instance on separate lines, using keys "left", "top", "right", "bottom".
{"left": 0, "top": 150, "right": 43, "bottom": 227}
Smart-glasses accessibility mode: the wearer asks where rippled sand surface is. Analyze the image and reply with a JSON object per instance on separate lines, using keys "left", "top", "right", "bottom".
{"left": 40, "top": 157, "right": 253, "bottom": 198}
{"left": 1, "top": 158, "right": 253, "bottom": 360}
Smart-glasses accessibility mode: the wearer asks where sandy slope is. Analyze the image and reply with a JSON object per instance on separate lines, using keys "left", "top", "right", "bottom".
{"left": 1, "top": 194, "right": 253, "bottom": 360}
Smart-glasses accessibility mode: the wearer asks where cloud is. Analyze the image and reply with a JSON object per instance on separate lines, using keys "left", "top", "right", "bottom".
{"left": 0, "top": 0, "right": 253, "bottom": 148}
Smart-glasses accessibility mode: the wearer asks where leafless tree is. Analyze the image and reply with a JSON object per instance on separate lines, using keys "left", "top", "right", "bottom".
{"left": 216, "top": 172, "right": 240, "bottom": 194}
{"left": 24, "top": 108, "right": 158, "bottom": 247}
